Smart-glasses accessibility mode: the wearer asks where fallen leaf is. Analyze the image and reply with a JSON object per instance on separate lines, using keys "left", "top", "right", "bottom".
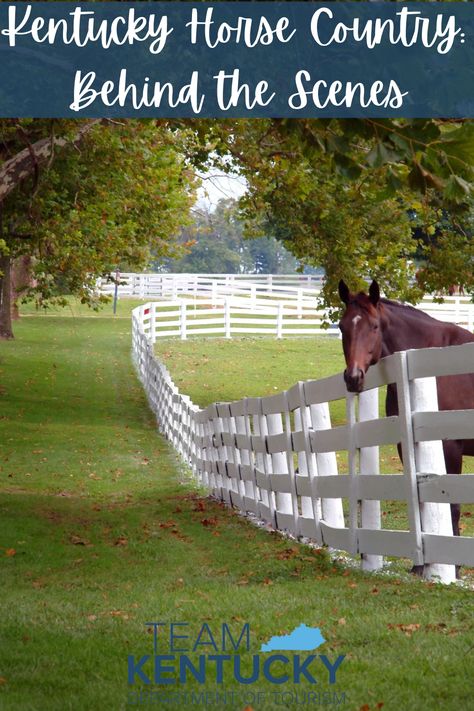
{"left": 338, "top": 618, "right": 346, "bottom": 626}
{"left": 276, "top": 547, "right": 298, "bottom": 560}
{"left": 387, "top": 623, "right": 420, "bottom": 637}
{"left": 5, "top": 548, "right": 16, "bottom": 557}
{"left": 201, "top": 518, "right": 218, "bottom": 527}
{"left": 69, "top": 535, "right": 92, "bottom": 546}
{"left": 114, "top": 537, "right": 128, "bottom": 547}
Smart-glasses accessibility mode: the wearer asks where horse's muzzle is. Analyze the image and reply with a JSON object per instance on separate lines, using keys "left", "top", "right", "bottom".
{"left": 344, "top": 367, "right": 365, "bottom": 393}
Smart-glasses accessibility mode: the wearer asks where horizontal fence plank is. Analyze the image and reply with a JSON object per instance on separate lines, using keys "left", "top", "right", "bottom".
{"left": 357, "top": 529, "right": 415, "bottom": 557}
{"left": 358, "top": 474, "right": 406, "bottom": 501}
{"left": 269, "top": 473, "right": 292, "bottom": 493}
{"left": 408, "top": 342, "right": 474, "bottom": 379}
{"left": 423, "top": 533, "right": 474, "bottom": 566}
{"left": 275, "top": 512, "right": 296, "bottom": 534}
{"left": 298, "top": 517, "right": 319, "bottom": 540}
{"left": 304, "top": 375, "right": 347, "bottom": 405}
{"left": 418, "top": 474, "right": 474, "bottom": 503}
{"left": 320, "top": 522, "right": 350, "bottom": 550}
{"left": 354, "top": 416, "right": 401, "bottom": 448}
{"left": 310, "top": 425, "right": 349, "bottom": 453}
{"left": 413, "top": 410, "right": 474, "bottom": 442}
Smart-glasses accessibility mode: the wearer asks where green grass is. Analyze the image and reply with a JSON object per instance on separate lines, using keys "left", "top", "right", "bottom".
{"left": 0, "top": 301, "right": 473, "bottom": 711}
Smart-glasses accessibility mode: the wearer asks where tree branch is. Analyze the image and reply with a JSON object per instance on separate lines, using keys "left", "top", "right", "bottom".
{"left": 0, "top": 120, "right": 101, "bottom": 204}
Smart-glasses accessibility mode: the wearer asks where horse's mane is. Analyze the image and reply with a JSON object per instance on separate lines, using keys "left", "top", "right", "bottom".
{"left": 379, "top": 297, "right": 439, "bottom": 323}
{"left": 350, "top": 293, "right": 440, "bottom": 324}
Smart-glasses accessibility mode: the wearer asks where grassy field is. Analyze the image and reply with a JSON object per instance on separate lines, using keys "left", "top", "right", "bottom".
{"left": 0, "top": 300, "right": 473, "bottom": 711}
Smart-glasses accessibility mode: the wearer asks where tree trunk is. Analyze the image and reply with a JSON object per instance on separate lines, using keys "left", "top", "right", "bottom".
{"left": 11, "top": 255, "right": 35, "bottom": 320}
{"left": 0, "top": 254, "right": 14, "bottom": 339}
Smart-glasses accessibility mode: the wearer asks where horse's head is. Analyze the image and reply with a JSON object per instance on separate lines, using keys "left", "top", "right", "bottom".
{"left": 338, "top": 279, "right": 384, "bottom": 393}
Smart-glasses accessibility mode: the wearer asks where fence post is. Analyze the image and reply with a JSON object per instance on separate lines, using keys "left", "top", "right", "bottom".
{"left": 276, "top": 304, "right": 283, "bottom": 339}
{"left": 359, "top": 388, "right": 383, "bottom": 571}
{"left": 297, "top": 289, "right": 303, "bottom": 319}
{"left": 224, "top": 298, "right": 231, "bottom": 338}
{"left": 308, "top": 402, "right": 345, "bottom": 532}
{"left": 180, "top": 301, "right": 187, "bottom": 341}
{"left": 250, "top": 283, "right": 257, "bottom": 309}
{"left": 346, "top": 392, "right": 359, "bottom": 556}
{"left": 267, "top": 412, "right": 294, "bottom": 527}
{"left": 150, "top": 303, "right": 156, "bottom": 344}
{"left": 410, "top": 375, "right": 456, "bottom": 583}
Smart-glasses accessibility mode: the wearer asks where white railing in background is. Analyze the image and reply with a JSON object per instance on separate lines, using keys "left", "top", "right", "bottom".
{"left": 101, "top": 273, "right": 474, "bottom": 333}
{"left": 142, "top": 300, "right": 339, "bottom": 340}
{"left": 99, "top": 272, "right": 324, "bottom": 301}
{"left": 132, "top": 303, "right": 474, "bottom": 584}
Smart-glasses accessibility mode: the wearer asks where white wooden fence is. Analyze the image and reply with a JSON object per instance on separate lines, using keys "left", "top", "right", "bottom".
{"left": 142, "top": 300, "right": 339, "bottom": 340}
{"left": 132, "top": 303, "right": 474, "bottom": 584}
{"left": 103, "top": 273, "right": 474, "bottom": 332}
{"left": 99, "top": 272, "right": 324, "bottom": 302}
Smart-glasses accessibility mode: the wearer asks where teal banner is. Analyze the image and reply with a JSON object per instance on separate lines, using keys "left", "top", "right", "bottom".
{"left": 0, "top": 2, "right": 472, "bottom": 117}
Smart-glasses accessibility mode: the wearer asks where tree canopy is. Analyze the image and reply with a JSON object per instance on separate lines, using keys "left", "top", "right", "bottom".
{"left": 1, "top": 116, "right": 474, "bottom": 337}
{"left": 0, "top": 119, "right": 197, "bottom": 337}
{"left": 194, "top": 119, "right": 474, "bottom": 307}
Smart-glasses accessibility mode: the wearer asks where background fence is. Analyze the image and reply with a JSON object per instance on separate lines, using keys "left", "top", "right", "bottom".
{"left": 102, "top": 273, "right": 474, "bottom": 333}
{"left": 132, "top": 301, "right": 474, "bottom": 584}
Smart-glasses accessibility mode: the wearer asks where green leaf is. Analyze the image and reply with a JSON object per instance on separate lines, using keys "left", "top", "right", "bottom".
{"left": 366, "top": 142, "right": 401, "bottom": 168}
{"left": 444, "top": 174, "right": 472, "bottom": 202}
{"left": 333, "top": 153, "right": 362, "bottom": 180}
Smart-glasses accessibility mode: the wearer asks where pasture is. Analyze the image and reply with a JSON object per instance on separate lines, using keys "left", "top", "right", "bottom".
{"left": 0, "top": 301, "right": 473, "bottom": 711}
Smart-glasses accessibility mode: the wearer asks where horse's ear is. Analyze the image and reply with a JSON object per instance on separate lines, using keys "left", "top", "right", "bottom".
{"left": 338, "top": 280, "right": 350, "bottom": 305}
{"left": 369, "top": 280, "right": 380, "bottom": 306}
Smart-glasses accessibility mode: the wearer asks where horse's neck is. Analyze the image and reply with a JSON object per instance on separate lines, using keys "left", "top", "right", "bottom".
{"left": 381, "top": 305, "right": 441, "bottom": 357}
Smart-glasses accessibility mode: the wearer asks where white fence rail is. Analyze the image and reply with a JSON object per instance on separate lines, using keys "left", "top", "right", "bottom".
{"left": 103, "top": 273, "right": 474, "bottom": 332}
{"left": 132, "top": 303, "right": 474, "bottom": 584}
{"left": 141, "top": 300, "right": 339, "bottom": 340}
{"left": 99, "top": 272, "right": 324, "bottom": 301}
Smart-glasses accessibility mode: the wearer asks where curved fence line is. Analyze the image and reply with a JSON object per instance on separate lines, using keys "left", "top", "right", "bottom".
{"left": 132, "top": 302, "right": 474, "bottom": 584}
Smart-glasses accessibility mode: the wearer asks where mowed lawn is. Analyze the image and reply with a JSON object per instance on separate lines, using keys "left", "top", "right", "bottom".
{"left": 0, "top": 301, "right": 473, "bottom": 711}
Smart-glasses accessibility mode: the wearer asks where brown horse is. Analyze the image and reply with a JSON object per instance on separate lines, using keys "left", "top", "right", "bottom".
{"left": 338, "top": 279, "right": 474, "bottom": 544}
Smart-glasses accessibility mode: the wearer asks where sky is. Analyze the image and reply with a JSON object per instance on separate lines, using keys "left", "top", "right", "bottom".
{"left": 195, "top": 169, "right": 247, "bottom": 211}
